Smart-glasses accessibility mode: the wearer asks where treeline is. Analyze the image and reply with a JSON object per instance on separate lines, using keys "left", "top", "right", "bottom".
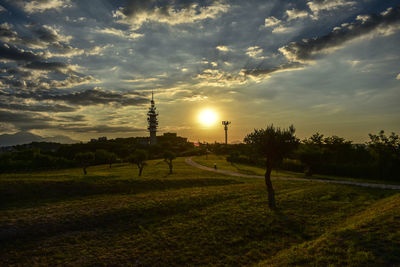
{"left": 0, "top": 135, "right": 197, "bottom": 173}
{"left": 210, "top": 130, "right": 400, "bottom": 181}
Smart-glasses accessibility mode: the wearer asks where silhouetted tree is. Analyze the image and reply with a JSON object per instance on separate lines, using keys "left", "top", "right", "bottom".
{"left": 244, "top": 125, "right": 299, "bottom": 209}
{"left": 127, "top": 150, "right": 147, "bottom": 176}
{"left": 96, "top": 149, "right": 118, "bottom": 168}
{"left": 298, "top": 133, "right": 325, "bottom": 176}
{"left": 367, "top": 130, "right": 400, "bottom": 180}
{"left": 75, "top": 152, "right": 95, "bottom": 175}
{"left": 107, "top": 152, "right": 117, "bottom": 168}
{"left": 297, "top": 144, "right": 323, "bottom": 176}
{"left": 163, "top": 150, "right": 176, "bottom": 174}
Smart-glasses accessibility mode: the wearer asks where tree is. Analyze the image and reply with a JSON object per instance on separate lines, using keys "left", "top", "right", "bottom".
{"left": 127, "top": 150, "right": 147, "bottom": 176}
{"left": 297, "top": 144, "right": 323, "bottom": 176}
{"left": 163, "top": 150, "right": 176, "bottom": 174}
{"left": 244, "top": 125, "right": 299, "bottom": 209}
{"left": 96, "top": 149, "right": 118, "bottom": 168}
{"left": 107, "top": 152, "right": 117, "bottom": 168}
{"left": 367, "top": 130, "right": 400, "bottom": 180}
{"left": 298, "top": 133, "right": 325, "bottom": 176}
{"left": 75, "top": 152, "right": 95, "bottom": 175}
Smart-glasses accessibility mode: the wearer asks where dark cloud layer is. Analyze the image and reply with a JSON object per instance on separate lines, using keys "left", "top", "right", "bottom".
{"left": 0, "top": 109, "right": 144, "bottom": 133}
{"left": 24, "top": 61, "right": 69, "bottom": 71}
{"left": 39, "top": 88, "right": 148, "bottom": 106}
{"left": 280, "top": 6, "right": 400, "bottom": 62}
{"left": 2, "top": 88, "right": 148, "bottom": 107}
{"left": 0, "top": 0, "right": 399, "bottom": 142}
{"left": 122, "top": 0, "right": 216, "bottom": 17}
{"left": 0, "top": 102, "right": 76, "bottom": 112}
{"left": 0, "top": 43, "right": 43, "bottom": 61}
{"left": 243, "top": 62, "right": 304, "bottom": 77}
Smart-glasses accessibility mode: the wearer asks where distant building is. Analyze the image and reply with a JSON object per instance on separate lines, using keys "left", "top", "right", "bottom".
{"left": 157, "top": 132, "right": 187, "bottom": 144}
{"left": 90, "top": 136, "right": 107, "bottom": 143}
{"left": 136, "top": 137, "right": 149, "bottom": 146}
{"left": 147, "top": 91, "right": 158, "bottom": 145}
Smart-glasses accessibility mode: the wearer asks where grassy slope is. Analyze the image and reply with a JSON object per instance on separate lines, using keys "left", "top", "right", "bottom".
{"left": 194, "top": 154, "right": 400, "bottom": 184}
{"left": 0, "top": 157, "right": 399, "bottom": 266}
{"left": 261, "top": 193, "right": 400, "bottom": 266}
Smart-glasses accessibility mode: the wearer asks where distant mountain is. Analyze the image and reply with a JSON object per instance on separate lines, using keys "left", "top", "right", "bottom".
{"left": 0, "top": 132, "right": 78, "bottom": 147}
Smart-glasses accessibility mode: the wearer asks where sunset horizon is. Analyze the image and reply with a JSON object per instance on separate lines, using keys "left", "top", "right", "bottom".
{"left": 1, "top": 0, "right": 399, "bottom": 144}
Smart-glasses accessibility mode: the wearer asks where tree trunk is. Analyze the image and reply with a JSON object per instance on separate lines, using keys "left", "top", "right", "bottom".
{"left": 138, "top": 166, "right": 143, "bottom": 176}
{"left": 265, "top": 161, "right": 276, "bottom": 209}
{"left": 169, "top": 162, "right": 173, "bottom": 174}
{"left": 83, "top": 166, "right": 87, "bottom": 175}
{"left": 109, "top": 162, "right": 112, "bottom": 168}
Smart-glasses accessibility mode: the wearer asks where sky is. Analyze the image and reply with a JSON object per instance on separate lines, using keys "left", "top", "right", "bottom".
{"left": 0, "top": 0, "right": 399, "bottom": 144}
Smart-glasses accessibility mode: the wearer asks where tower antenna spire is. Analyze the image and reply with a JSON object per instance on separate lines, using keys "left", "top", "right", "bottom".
{"left": 222, "top": 121, "right": 231, "bottom": 144}
{"left": 147, "top": 90, "right": 158, "bottom": 145}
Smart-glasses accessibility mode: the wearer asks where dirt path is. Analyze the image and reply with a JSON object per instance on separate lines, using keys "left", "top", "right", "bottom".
{"left": 185, "top": 158, "right": 400, "bottom": 190}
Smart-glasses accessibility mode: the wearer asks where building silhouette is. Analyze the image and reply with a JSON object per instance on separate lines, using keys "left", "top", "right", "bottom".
{"left": 147, "top": 91, "right": 158, "bottom": 145}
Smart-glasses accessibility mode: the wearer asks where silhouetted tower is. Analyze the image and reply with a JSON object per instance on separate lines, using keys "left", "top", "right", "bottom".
{"left": 222, "top": 121, "right": 231, "bottom": 144}
{"left": 147, "top": 91, "right": 158, "bottom": 145}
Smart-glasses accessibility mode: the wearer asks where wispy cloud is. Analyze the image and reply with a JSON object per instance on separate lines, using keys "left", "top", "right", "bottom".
{"left": 279, "top": 7, "right": 400, "bottom": 63}
{"left": 113, "top": 0, "right": 230, "bottom": 30}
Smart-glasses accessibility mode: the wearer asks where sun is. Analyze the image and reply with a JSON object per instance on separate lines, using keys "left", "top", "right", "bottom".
{"left": 198, "top": 109, "right": 218, "bottom": 126}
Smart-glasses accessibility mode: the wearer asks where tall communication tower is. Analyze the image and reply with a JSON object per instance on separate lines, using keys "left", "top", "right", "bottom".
{"left": 147, "top": 91, "right": 158, "bottom": 145}
{"left": 222, "top": 121, "right": 231, "bottom": 144}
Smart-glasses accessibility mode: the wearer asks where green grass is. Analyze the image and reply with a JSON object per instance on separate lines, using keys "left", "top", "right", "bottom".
{"left": 194, "top": 154, "right": 400, "bottom": 185}
{"left": 1, "top": 157, "right": 399, "bottom": 266}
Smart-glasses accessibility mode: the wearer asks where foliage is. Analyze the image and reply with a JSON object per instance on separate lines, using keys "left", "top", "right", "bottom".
{"left": 0, "top": 149, "right": 75, "bottom": 172}
{"left": 127, "top": 149, "right": 148, "bottom": 176}
{"left": 367, "top": 130, "right": 400, "bottom": 180}
{"left": 74, "top": 152, "right": 95, "bottom": 175}
{"left": 244, "top": 125, "right": 299, "bottom": 166}
{"left": 95, "top": 149, "right": 117, "bottom": 168}
{"left": 163, "top": 150, "right": 176, "bottom": 174}
{"left": 244, "top": 124, "right": 299, "bottom": 209}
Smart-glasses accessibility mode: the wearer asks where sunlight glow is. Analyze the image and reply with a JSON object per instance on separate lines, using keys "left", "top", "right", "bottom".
{"left": 198, "top": 109, "right": 218, "bottom": 126}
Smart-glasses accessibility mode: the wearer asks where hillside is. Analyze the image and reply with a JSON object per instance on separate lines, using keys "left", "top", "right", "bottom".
{"left": 0, "top": 157, "right": 399, "bottom": 266}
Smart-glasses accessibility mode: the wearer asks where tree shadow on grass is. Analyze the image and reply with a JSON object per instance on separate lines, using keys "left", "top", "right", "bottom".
{"left": 0, "top": 191, "right": 241, "bottom": 245}
{"left": 0, "top": 178, "right": 242, "bottom": 210}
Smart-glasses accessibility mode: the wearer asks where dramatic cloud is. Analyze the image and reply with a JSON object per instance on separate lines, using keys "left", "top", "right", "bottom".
{"left": 60, "top": 125, "right": 145, "bottom": 133}
{"left": 19, "top": 0, "right": 72, "bottom": 14}
{"left": 264, "top": 16, "right": 281, "bottom": 27}
{"left": 307, "top": 0, "right": 356, "bottom": 16}
{"left": 35, "top": 88, "right": 148, "bottom": 106}
{"left": 246, "top": 46, "right": 266, "bottom": 59}
{"left": 0, "top": 43, "right": 44, "bottom": 62}
{"left": 0, "top": 110, "right": 54, "bottom": 130}
{"left": 0, "top": 109, "right": 144, "bottom": 133}
{"left": 0, "top": 1, "right": 398, "bottom": 142}
{"left": 24, "top": 61, "right": 69, "bottom": 71}
{"left": 0, "top": 23, "right": 18, "bottom": 43}
{"left": 216, "top": 45, "right": 230, "bottom": 52}
{"left": 0, "top": 102, "right": 76, "bottom": 112}
{"left": 0, "top": 22, "right": 83, "bottom": 57}
{"left": 279, "top": 6, "right": 400, "bottom": 63}
{"left": 96, "top": 27, "right": 143, "bottom": 39}
{"left": 196, "top": 69, "right": 246, "bottom": 86}
{"left": 264, "top": 16, "right": 293, "bottom": 33}
{"left": 113, "top": 0, "right": 230, "bottom": 29}
{"left": 286, "top": 9, "right": 309, "bottom": 21}
{"left": 243, "top": 62, "right": 304, "bottom": 77}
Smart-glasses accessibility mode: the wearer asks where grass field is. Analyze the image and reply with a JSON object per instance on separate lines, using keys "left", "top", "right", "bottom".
{"left": 195, "top": 154, "right": 400, "bottom": 185}
{"left": 1, "top": 157, "right": 399, "bottom": 266}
